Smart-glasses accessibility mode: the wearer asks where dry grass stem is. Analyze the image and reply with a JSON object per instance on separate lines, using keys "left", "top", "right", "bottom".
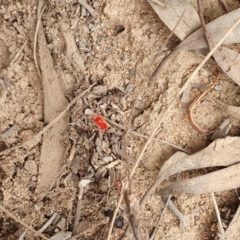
{"left": 34, "top": 2, "right": 46, "bottom": 78}
{"left": 10, "top": 39, "right": 28, "bottom": 66}
{"left": 124, "top": 191, "right": 142, "bottom": 240}
{"left": 73, "top": 184, "right": 84, "bottom": 233}
{"left": 211, "top": 192, "right": 225, "bottom": 239}
{"left": 78, "top": 0, "right": 96, "bottom": 17}
{"left": 38, "top": 213, "right": 57, "bottom": 233}
{"left": 150, "top": 172, "right": 181, "bottom": 240}
{"left": 0, "top": 204, "right": 50, "bottom": 240}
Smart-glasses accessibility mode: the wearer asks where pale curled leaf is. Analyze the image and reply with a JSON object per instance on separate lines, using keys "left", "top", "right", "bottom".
{"left": 215, "top": 99, "right": 240, "bottom": 119}
{"left": 211, "top": 46, "right": 240, "bottom": 86}
{"left": 177, "top": 8, "right": 240, "bottom": 86}
{"left": 147, "top": 0, "right": 200, "bottom": 40}
{"left": 158, "top": 163, "right": 240, "bottom": 196}
{"left": 177, "top": 8, "right": 240, "bottom": 51}
{"left": 140, "top": 137, "right": 240, "bottom": 204}
{"left": 149, "top": 2, "right": 240, "bottom": 87}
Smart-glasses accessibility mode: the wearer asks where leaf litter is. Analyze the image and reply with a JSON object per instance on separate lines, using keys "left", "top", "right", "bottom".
{"left": 0, "top": 0, "right": 240, "bottom": 239}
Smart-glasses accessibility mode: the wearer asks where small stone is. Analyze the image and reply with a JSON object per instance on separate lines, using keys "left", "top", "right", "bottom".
{"left": 34, "top": 201, "right": 43, "bottom": 211}
{"left": 1, "top": 125, "right": 19, "bottom": 139}
{"left": 20, "top": 129, "right": 34, "bottom": 141}
{"left": 24, "top": 160, "right": 38, "bottom": 175}
{"left": 93, "top": 2, "right": 100, "bottom": 8}
{"left": 214, "top": 85, "right": 222, "bottom": 91}
{"left": 103, "top": 156, "right": 112, "bottom": 163}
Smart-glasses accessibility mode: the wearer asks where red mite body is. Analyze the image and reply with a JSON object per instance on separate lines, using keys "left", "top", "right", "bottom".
{"left": 92, "top": 115, "right": 109, "bottom": 130}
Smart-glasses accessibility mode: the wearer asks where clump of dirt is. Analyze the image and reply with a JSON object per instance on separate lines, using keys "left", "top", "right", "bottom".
{"left": 0, "top": 0, "right": 240, "bottom": 239}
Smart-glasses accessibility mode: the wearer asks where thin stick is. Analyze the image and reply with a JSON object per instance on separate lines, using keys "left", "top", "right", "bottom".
{"left": 73, "top": 183, "right": 84, "bottom": 233}
{"left": 18, "top": 229, "right": 28, "bottom": 240}
{"left": 10, "top": 40, "right": 28, "bottom": 66}
{"left": 78, "top": 0, "right": 96, "bottom": 17}
{"left": 34, "top": 2, "right": 46, "bottom": 78}
{"left": 0, "top": 84, "right": 95, "bottom": 156}
{"left": 150, "top": 9, "right": 186, "bottom": 79}
{"left": 0, "top": 204, "right": 50, "bottom": 240}
{"left": 124, "top": 191, "right": 142, "bottom": 240}
{"left": 219, "top": 0, "right": 230, "bottom": 13}
{"left": 105, "top": 117, "right": 189, "bottom": 153}
{"left": 211, "top": 193, "right": 225, "bottom": 239}
{"left": 150, "top": 172, "right": 181, "bottom": 240}
{"left": 150, "top": 0, "right": 166, "bottom": 8}
{"left": 38, "top": 213, "right": 57, "bottom": 233}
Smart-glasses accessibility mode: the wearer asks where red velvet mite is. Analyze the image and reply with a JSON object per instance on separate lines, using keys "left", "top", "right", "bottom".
{"left": 92, "top": 115, "right": 109, "bottom": 130}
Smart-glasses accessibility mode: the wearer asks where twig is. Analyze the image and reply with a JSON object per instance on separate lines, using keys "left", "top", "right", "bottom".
{"left": 0, "top": 204, "right": 50, "bottom": 240}
{"left": 38, "top": 213, "right": 57, "bottom": 233}
{"left": 18, "top": 229, "right": 28, "bottom": 240}
{"left": 78, "top": 0, "right": 96, "bottom": 17}
{"left": 219, "top": 0, "right": 231, "bottom": 13}
{"left": 150, "top": 9, "right": 186, "bottom": 79}
{"left": 105, "top": 117, "right": 189, "bottom": 153}
{"left": 139, "top": 15, "right": 240, "bottom": 207}
{"left": 189, "top": 71, "right": 219, "bottom": 134}
{"left": 211, "top": 192, "right": 225, "bottom": 239}
{"left": 9, "top": 40, "right": 28, "bottom": 66}
{"left": 149, "top": 172, "right": 181, "bottom": 240}
{"left": 73, "top": 183, "right": 84, "bottom": 233}
{"left": 150, "top": 0, "right": 165, "bottom": 8}
{"left": 34, "top": 1, "right": 46, "bottom": 78}
{"left": 0, "top": 84, "right": 95, "bottom": 156}
{"left": 124, "top": 191, "right": 142, "bottom": 240}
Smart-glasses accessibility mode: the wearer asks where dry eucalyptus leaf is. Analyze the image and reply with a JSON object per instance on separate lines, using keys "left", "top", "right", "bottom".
{"left": 210, "top": 46, "right": 240, "bottom": 86}
{"left": 177, "top": 8, "right": 240, "bottom": 51}
{"left": 177, "top": 8, "right": 240, "bottom": 86}
{"left": 215, "top": 99, "right": 240, "bottom": 119}
{"left": 147, "top": 0, "right": 200, "bottom": 40}
{"left": 158, "top": 163, "right": 240, "bottom": 196}
{"left": 149, "top": 0, "right": 240, "bottom": 86}
{"left": 141, "top": 137, "right": 240, "bottom": 204}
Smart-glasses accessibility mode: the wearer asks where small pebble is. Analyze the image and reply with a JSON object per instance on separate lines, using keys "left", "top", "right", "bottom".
{"left": 34, "top": 201, "right": 44, "bottom": 211}
{"left": 214, "top": 85, "right": 222, "bottom": 91}
{"left": 1, "top": 125, "right": 19, "bottom": 139}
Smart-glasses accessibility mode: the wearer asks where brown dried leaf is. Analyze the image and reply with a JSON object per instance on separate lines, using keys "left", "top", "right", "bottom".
{"left": 215, "top": 99, "right": 240, "bottom": 119}
{"left": 155, "top": 137, "right": 240, "bottom": 196}
{"left": 140, "top": 137, "right": 240, "bottom": 204}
